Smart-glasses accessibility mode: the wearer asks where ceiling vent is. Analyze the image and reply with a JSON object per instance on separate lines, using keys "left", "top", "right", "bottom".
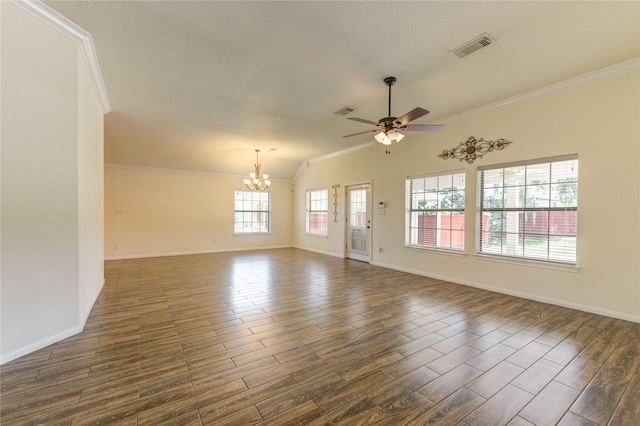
{"left": 451, "top": 33, "right": 494, "bottom": 58}
{"left": 334, "top": 106, "right": 355, "bottom": 116}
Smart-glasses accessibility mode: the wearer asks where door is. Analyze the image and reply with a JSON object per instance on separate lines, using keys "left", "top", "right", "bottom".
{"left": 346, "top": 184, "right": 371, "bottom": 262}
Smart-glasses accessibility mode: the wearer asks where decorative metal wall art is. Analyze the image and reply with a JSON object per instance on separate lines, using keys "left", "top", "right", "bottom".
{"left": 438, "top": 136, "right": 512, "bottom": 164}
{"left": 331, "top": 184, "right": 340, "bottom": 222}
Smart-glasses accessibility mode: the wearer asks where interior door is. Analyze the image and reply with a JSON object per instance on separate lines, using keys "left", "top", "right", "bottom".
{"left": 346, "top": 184, "right": 371, "bottom": 262}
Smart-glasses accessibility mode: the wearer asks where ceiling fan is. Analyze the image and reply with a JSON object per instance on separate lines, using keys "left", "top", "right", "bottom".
{"left": 343, "top": 76, "right": 443, "bottom": 145}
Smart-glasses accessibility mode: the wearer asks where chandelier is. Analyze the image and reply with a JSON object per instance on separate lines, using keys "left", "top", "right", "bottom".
{"left": 243, "top": 149, "right": 270, "bottom": 191}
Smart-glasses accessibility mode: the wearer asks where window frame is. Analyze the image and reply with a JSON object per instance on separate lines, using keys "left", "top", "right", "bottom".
{"left": 305, "top": 188, "right": 329, "bottom": 237}
{"left": 233, "top": 190, "right": 271, "bottom": 235}
{"left": 405, "top": 170, "right": 466, "bottom": 252}
{"left": 476, "top": 154, "right": 578, "bottom": 266}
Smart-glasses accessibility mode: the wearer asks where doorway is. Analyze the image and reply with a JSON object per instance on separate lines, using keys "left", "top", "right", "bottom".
{"left": 345, "top": 184, "right": 371, "bottom": 262}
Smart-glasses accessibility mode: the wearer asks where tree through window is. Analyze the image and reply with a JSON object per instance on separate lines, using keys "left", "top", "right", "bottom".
{"left": 477, "top": 155, "right": 578, "bottom": 263}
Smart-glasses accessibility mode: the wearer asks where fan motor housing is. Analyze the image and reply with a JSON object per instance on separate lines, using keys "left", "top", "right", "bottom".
{"left": 378, "top": 116, "right": 397, "bottom": 130}
{"left": 342, "top": 76, "right": 443, "bottom": 138}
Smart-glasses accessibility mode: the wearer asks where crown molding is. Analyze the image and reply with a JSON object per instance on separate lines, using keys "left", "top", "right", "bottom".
{"left": 11, "top": 0, "right": 111, "bottom": 114}
{"left": 105, "top": 163, "right": 241, "bottom": 179}
{"left": 294, "top": 57, "right": 639, "bottom": 181}
{"left": 104, "top": 162, "right": 290, "bottom": 182}
{"left": 438, "top": 57, "right": 639, "bottom": 125}
{"left": 292, "top": 141, "right": 375, "bottom": 182}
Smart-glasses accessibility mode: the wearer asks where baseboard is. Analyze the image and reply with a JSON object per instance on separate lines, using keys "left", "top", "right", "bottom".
{"left": 104, "top": 245, "right": 294, "bottom": 261}
{"left": 293, "top": 245, "right": 345, "bottom": 259}
{"left": 371, "top": 261, "right": 640, "bottom": 324}
{"left": 0, "top": 325, "right": 84, "bottom": 365}
{"left": 1, "top": 276, "right": 106, "bottom": 366}
{"left": 80, "top": 278, "right": 105, "bottom": 325}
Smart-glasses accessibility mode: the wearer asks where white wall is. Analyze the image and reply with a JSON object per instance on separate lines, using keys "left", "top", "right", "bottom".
{"left": 294, "top": 70, "right": 640, "bottom": 322}
{"left": 77, "top": 53, "right": 105, "bottom": 323}
{"left": 104, "top": 166, "right": 293, "bottom": 259}
{"left": 0, "top": 1, "right": 105, "bottom": 363}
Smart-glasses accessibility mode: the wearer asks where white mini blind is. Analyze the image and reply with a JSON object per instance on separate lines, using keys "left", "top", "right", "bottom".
{"left": 477, "top": 155, "right": 578, "bottom": 263}
{"left": 406, "top": 171, "right": 466, "bottom": 250}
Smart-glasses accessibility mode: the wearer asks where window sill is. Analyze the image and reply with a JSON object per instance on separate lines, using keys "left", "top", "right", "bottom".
{"left": 404, "top": 245, "right": 466, "bottom": 258}
{"left": 234, "top": 232, "right": 272, "bottom": 236}
{"left": 305, "top": 233, "right": 329, "bottom": 239}
{"left": 474, "top": 253, "right": 579, "bottom": 272}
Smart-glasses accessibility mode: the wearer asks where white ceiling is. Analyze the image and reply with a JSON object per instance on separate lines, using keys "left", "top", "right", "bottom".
{"left": 45, "top": 1, "right": 640, "bottom": 179}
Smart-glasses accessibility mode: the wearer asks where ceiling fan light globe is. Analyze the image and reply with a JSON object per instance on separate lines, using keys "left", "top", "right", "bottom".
{"left": 395, "top": 132, "right": 405, "bottom": 142}
{"left": 374, "top": 131, "right": 386, "bottom": 143}
{"left": 382, "top": 136, "right": 393, "bottom": 145}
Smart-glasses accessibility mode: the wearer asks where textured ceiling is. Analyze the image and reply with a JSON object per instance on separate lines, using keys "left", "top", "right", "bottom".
{"left": 45, "top": 1, "right": 640, "bottom": 179}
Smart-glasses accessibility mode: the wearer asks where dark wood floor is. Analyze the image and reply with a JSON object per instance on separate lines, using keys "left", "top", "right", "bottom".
{"left": 1, "top": 248, "right": 639, "bottom": 425}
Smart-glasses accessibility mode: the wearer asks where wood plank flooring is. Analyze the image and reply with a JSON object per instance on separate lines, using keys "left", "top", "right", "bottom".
{"left": 1, "top": 248, "right": 639, "bottom": 425}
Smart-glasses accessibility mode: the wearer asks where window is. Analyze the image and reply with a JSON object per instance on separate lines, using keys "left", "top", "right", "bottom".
{"left": 306, "top": 188, "right": 329, "bottom": 236}
{"left": 234, "top": 190, "right": 270, "bottom": 234}
{"left": 406, "top": 171, "right": 466, "bottom": 251}
{"left": 477, "top": 155, "right": 578, "bottom": 263}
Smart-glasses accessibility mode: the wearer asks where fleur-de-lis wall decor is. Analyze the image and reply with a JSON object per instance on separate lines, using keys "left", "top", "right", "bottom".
{"left": 438, "top": 136, "right": 512, "bottom": 164}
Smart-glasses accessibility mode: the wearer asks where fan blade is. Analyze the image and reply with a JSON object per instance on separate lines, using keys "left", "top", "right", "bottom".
{"left": 343, "top": 129, "right": 377, "bottom": 138}
{"left": 347, "top": 117, "right": 379, "bottom": 126}
{"left": 396, "top": 107, "right": 429, "bottom": 126}
{"left": 405, "top": 124, "right": 444, "bottom": 132}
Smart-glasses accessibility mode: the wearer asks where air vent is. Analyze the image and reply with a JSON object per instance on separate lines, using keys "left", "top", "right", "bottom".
{"left": 451, "top": 33, "right": 494, "bottom": 58}
{"left": 334, "top": 106, "right": 355, "bottom": 116}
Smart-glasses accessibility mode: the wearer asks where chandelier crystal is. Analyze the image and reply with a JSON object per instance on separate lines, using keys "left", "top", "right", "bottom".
{"left": 243, "top": 149, "right": 270, "bottom": 191}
